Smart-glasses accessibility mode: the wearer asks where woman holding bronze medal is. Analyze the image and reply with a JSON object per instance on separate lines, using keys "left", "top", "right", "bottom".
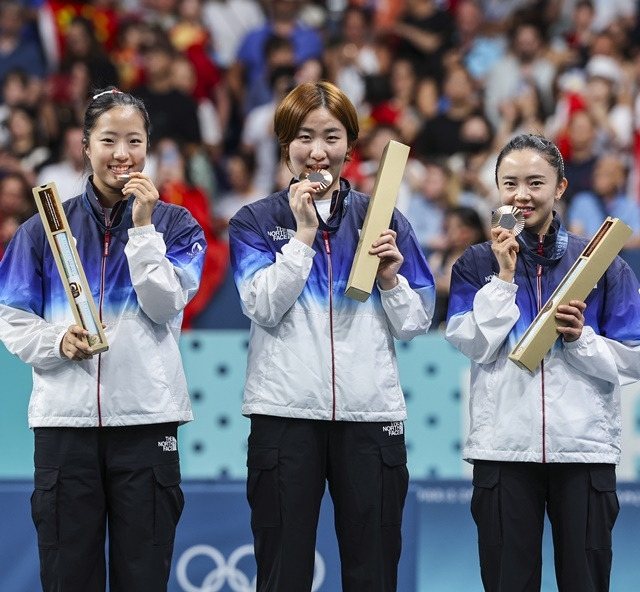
{"left": 228, "top": 81, "right": 435, "bottom": 592}
{"left": 0, "top": 87, "right": 205, "bottom": 592}
{"left": 446, "top": 134, "right": 640, "bottom": 592}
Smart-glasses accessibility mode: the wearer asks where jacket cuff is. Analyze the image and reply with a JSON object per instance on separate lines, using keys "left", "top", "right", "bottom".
{"left": 378, "top": 274, "right": 407, "bottom": 294}
{"left": 54, "top": 328, "right": 67, "bottom": 360}
{"left": 490, "top": 274, "right": 518, "bottom": 294}
{"left": 128, "top": 224, "right": 156, "bottom": 237}
{"left": 563, "top": 325, "right": 595, "bottom": 350}
{"left": 285, "top": 237, "right": 316, "bottom": 258}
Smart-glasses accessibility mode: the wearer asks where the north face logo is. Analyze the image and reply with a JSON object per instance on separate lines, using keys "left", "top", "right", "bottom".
{"left": 158, "top": 436, "right": 177, "bottom": 452}
{"left": 267, "top": 226, "right": 295, "bottom": 241}
{"left": 382, "top": 422, "right": 404, "bottom": 436}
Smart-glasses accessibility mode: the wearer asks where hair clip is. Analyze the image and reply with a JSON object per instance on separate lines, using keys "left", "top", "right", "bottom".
{"left": 92, "top": 89, "right": 123, "bottom": 100}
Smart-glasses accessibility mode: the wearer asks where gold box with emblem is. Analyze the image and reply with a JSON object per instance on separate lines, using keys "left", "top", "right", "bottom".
{"left": 33, "top": 182, "right": 109, "bottom": 353}
{"left": 508, "top": 217, "right": 631, "bottom": 372}
{"left": 345, "top": 140, "right": 410, "bottom": 302}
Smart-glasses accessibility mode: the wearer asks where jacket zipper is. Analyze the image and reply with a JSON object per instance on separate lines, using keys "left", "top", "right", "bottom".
{"left": 323, "top": 230, "right": 337, "bottom": 420}
{"left": 96, "top": 208, "right": 117, "bottom": 427}
{"left": 537, "top": 236, "right": 546, "bottom": 463}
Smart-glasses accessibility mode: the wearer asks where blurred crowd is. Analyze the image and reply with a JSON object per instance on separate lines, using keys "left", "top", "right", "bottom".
{"left": 1, "top": 0, "right": 640, "bottom": 329}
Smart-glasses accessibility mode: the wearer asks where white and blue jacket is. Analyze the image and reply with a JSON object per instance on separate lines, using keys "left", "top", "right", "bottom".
{"left": 0, "top": 179, "right": 205, "bottom": 428}
{"left": 229, "top": 180, "right": 435, "bottom": 422}
{"left": 446, "top": 215, "right": 640, "bottom": 464}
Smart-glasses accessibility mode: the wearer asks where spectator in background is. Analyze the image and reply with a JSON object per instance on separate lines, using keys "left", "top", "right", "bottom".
{"left": 323, "top": 4, "right": 385, "bottom": 114}
{"left": 135, "top": 0, "right": 179, "bottom": 32}
{"left": 450, "top": 0, "right": 506, "bottom": 89}
{"left": 554, "top": 0, "right": 596, "bottom": 69}
{"left": 413, "top": 74, "right": 440, "bottom": 123}
{"left": 492, "top": 80, "right": 548, "bottom": 150}
{"left": 0, "top": 104, "right": 51, "bottom": 186}
{"left": 567, "top": 153, "right": 640, "bottom": 248}
{"left": 110, "top": 18, "right": 153, "bottom": 93}
{"left": 0, "top": 68, "right": 31, "bottom": 147}
{"left": 0, "top": 170, "right": 36, "bottom": 227}
{"left": 582, "top": 54, "right": 633, "bottom": 155}
{"left": 368, "top": 58, "right": 424, "bottom": 146}
{"left": 294, "top": 55, "right": 326, "bottom": 85}
{"left": 214, "top": 151, "right": 262, "bottom": 236}
{"left": 228, "top": 32, "right": 297, "bottom": 154}
{"left": 555, "top": 0, "right": 636, "bottom": 35}
{"left": 0, "top": 1, "right": 46, "bottom": 86}
{"left": 413, "top": 65, "right": 485, "bottom": 159}
{"left": 45, "top": 59, "right": 94, "bottom": 139}
{"left": 475, "top": 0, "right": 537, "bottom": 34}
{"left": 0, "top": 170, "right": 35, "bottom": 259}
{"left": 226, "top": 0, "right": 324, "bottom": 115}
{"left": 59, "top": 16, "right": 119, "bottom": 89}
{"left": 240, "top": 64, "right": 296, "bottom": 195}
{"left": 170, "top": 54, "right": 224, "bottom": 184}
{"left": 0, "top": 74, "right": 57, "bottom": 153}
{"left": 133, "top": 33, "right": 201, "bottom": 151}
{"left": 452, "top": 114, "right": 498, "bottom": 225}
{"left": 154, "top": 136, "right": 228, "bottom": 328}
{"left": 36, "top": 125, "right": 86, "bottom": 202}
{"left": 0, "top": 213, "right": 20, "bottom": 260}
{"left": 201, "top": 0, "right": 266, "bottom": 71}
{"left": 168, "top": 0, "right": 228, "bottom": 123}
{"left": 132, "top": 30, "right": 216, "bottom": 200}
{"left": 558, "top": 109, "right": 599, "bottom": 207}
{"left": 406, "top": 158, "right": 460, "bottom": 255}
{"left": 483, "top": 18, "right": 557, "bottom": 130}
{"left": 428, "top": 205, "right": 487, "bottom": 331}
{"left": 389, "top": 0, "right": 455, "bottom": 86}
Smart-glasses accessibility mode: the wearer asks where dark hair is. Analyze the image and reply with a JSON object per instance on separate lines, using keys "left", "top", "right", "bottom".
{"left": 1, "top": 67, "right": 29, "bottom": 89}
{"left": 82, "top": 87, "right": 151, "bottom": 148}
{"left": 274, "top": 81, "right": 359, "bottom": 170}
{"left": 62, "top": 16, "right": 110, "bottom": 64}
{"left": 576, "top": 0, "right": 594, "bottom": 10}
{"left": 494, "top": 134, "right": 564, "bottom": 186}
{"left": 264, "top": 34, "right": 293, "bottom": 58}
{"left": 269, "top": 65, "right": 296, "bottom": 91}
{"left": 341, "top": 4, "right": 374, "bottom": 28}
{"left": 445, "top": 206, "right": 488, "bottom": 243}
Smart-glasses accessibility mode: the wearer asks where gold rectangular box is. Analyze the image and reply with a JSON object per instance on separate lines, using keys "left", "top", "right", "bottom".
{"left": 508, "top": 217, "right": 631, "bottom": 371}
{"left": 33, "top": 182, "right": 109, "bottom": 354}
{"left": 345, "top": 140, "right": 410, "bottom": 302}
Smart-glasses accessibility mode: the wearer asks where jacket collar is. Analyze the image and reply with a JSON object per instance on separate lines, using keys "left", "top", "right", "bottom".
{"left": 286, "top": 177, "right": 352, "bottom": 232}
{"left": 82, "top": 176, "right": 132, "bottom": 230}
{"left": 517, "top": 211, "right": 568, "bottom": 266}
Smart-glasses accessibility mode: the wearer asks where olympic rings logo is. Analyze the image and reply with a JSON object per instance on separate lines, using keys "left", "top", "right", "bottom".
{"left": 175, "top": 544, "right": 326, "bottom": 592}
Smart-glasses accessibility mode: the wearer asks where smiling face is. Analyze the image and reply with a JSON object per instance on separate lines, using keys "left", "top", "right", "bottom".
{"left": 84, "top": 105, "right": 147, "bottom": 205}
{"left": 287, "top": 106, "right": 348, "bottom": 198}
{"left": 497, "top": 149, "right": 567, "bottom": 236}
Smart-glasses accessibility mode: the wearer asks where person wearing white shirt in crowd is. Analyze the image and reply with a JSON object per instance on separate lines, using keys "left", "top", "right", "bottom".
{"left": 36, "top": 126, "right": 86, "bottom": 202}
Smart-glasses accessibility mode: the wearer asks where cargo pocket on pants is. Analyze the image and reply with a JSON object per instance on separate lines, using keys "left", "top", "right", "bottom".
{"left": 586, "top": 465, "right": 619, "bottom": 550}
{"left": 380, "top": 443, "right": 409, "bottom": 526}
{"left": 471, "top": 462, "right": 502, "bottom": 546}
{"left": 246, "top": 446, "right": 280, "bottom": 528}
{"left": 31, "top": 466, "right": 59, "bottom": 549}
{"left": 152, "top": 460, "right": 184, "bottom": 545}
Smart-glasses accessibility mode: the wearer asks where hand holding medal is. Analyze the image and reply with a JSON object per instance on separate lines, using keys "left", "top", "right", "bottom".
{"left": 299, "top": 169, "right": 333, "bottom": 190}
{"left": 491, "top": 205, "right": 524, "bottom": 282}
